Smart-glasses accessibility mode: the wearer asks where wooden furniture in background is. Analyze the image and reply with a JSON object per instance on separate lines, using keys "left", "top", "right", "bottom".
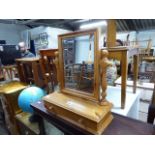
{"left": 139, "top": 39, "right": 152, "bottom": 61}
{"left": 0, "top": 96, "right": 5, "bottom": 125}
{"left": 102, "top": 47, "right": 139, "bottom": 109}
{"left": 31, "top": 101, "right": 155, "bottom": 135}
{"left": 16, "top": 58, "right": 44, "bottom": 87}
{"left": 140, "top": 39, "right": 155, "bottom": 63}
{"left": 107, "top": 19, "right": 116, "bottom": 47}
{"left": 115, "top": 76, "right": 154, "bottom": 103}
{"left": 39, "top": 49, "right": 58, "bottom": 92}
{"left": 0, "top": 66, "right": 4, "bottom": 81}
{"left": 142, "top": 56, "right": 155, "bottom": 62}
{"left": 15, "top": 112, "right": 41, "bottom": 135}
{"left": 64, "top": 63, "right": 94, "bottom": 92}
{"left": 1, "top": 65, "right": 17, "bottom": 81}
{"left": 0, "top": 81, "right": 27, "bottom": 134}
{"left": 0, "top": 67, "right": 4, "bottom": 80}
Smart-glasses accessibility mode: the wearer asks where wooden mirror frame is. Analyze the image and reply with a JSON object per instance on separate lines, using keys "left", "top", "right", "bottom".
{"left": 58, "top": 29, "right": 100, "bottom": 102}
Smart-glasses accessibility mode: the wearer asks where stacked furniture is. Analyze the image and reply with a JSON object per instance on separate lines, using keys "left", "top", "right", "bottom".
{"left": 0, "top": 81, "right": 27, "bottom": 134}
{"left": 39, "top": 49, "right": 58, "bottom": 92}
{"left": 16, "top": 57, "right": 44, "bottom": 87}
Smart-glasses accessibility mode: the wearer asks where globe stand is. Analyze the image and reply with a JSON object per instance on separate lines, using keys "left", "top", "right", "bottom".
{"left": 29, "top": 114, "right": 46, "bottom": 134}
{"left": 29, "top": 114, "right": 41, "bottom": 123}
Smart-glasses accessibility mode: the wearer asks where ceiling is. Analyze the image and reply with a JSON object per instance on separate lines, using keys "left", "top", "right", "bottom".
{"left": 1, "top": 19, "right": 155, "bottom": 32}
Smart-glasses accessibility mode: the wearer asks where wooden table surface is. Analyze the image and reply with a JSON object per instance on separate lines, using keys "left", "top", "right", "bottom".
{"left": 16, "top": 57, "right": 40, "bottom": 62}
{"left": 31, "top": 101, "right": 155, "bottom": 135}
{"left": 142, "top": 56, "right": 155, "bottom": 61}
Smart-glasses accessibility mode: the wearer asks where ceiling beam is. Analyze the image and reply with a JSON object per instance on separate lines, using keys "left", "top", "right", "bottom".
{"left": 20, "top": 19, "right": 40, "bottom": 24}
{"left": 0, "top": 19, "right": 16, "bottom": 24}
{"left": 143, "top": 20, "right": 148, "bottom": 30}
{"left": 23, "top": 19, "right": 79, "bottom": 27}
{"left": 139, "top": 20, "right": 145, "bottom": 30}
{"left": 149, "top": 19, "right": 153, "bottom": 28}
{"left": 63, "top": 22, "right": 75, "bottom": 31}
{"left": 0, "top": 19, "right": 32, "bottom": 28}
{"left": 74, "top": 19, "right": 106, "bottom": 30}
{"left": 118, "top": 19, "right": 126, "bottom": 31}
{"left": 132, "top": 19, "right": 138, "bottom": 31}
{"left": 122, "top": 20, "right": 129, "bottom": 31}
{"left": 134, "top": 20, "right": 141, "bottom": 31}
{"left": 116, "top": 20, "right": 122, "bottom": 31}
{"left": 71, "top": 19, "right": 90, "bottom": 24}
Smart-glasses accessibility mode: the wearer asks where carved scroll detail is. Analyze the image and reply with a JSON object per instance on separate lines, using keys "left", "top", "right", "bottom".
{"left": 100, "top": 50, "right": 112, "bottom": 105}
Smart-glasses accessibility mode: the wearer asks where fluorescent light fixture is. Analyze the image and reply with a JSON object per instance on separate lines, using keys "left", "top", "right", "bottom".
{"left": 80, "top": 20, "right": 107, "bottom": 29}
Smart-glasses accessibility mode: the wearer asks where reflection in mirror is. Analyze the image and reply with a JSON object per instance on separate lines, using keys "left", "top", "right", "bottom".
{"left": 63, "top": 34, "right": 94, "bottom": 94}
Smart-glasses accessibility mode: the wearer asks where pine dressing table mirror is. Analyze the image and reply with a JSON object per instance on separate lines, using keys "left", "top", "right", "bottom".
{"left": 43, "top": 29, "right": 113, "bottom": 134}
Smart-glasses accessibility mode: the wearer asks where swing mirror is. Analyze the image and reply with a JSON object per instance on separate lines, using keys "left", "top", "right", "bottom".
{"left": 58, "top": 29, "right": 100, "bottom": 102}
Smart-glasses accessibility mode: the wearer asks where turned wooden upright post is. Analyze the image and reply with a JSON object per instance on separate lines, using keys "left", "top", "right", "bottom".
{"left": 100, "top": 50, "right": 112, "bottom": 105}
{"left": 107, "top": 19, "right": 116, "bottom": 47}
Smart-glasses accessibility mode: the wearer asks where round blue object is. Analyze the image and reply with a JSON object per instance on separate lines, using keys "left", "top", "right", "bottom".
{"left": 18, "top": 86, "right": 45, "bottom": 113}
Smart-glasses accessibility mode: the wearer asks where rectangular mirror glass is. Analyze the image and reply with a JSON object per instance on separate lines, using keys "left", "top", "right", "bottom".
{"left": 63, "top": 34, "right": 94, "bottom": 94}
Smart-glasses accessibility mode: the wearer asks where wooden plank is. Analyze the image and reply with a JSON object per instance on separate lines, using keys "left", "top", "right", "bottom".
{"left": 121, "top": 52, "right": 128, "bottom": 109}
{"left": 16, "top": 61, "right": 25, "bottom": 82}
{"left": 16, "top": 57, "right": 39, "bottom": 62}
{"left": 133, "top": 55, "right": 139, "bottom": 93}
{"left": 108, "top": 51, "right": 122, "bottom": 60}
{"left": 107, "top": 19, "right": 116, "bottom": 47}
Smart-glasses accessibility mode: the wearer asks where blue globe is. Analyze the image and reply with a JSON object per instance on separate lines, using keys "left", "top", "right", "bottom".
{"left": 18, "top": 86, "right": 46, "bottom": 113}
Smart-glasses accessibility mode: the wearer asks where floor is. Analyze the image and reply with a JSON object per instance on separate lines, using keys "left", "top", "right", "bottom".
{"left": 139, "top": 100, "right": 155, "bottom": 125}
{"left": 139, "top": 101, "right": 149, "bottom": 122}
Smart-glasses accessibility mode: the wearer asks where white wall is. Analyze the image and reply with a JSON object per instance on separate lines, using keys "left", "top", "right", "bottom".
{"left": 46, "top": 27, "right": 70, "bottom": 49}
{"left": 137, "top": 30, "right": 155, "bottom": 47}
{"left": 116, "top": 30, "right": 155, "bottom": 54}
{"left": 116, "top": 30, "right": 155, "bottom": 47}
{"left": 30, "top": 26, "right": 69, "bottom": 48}
{"left": 26, "top": 26, "right": 70, "bottom": 54}
{"left": 98, "top": 26, "right": 107, "bottom": 48}
{"left": 0, "top": 23, "right": 29, "bottom": 44}
{"left": 117, "top": 31, "right": 137, "bottom": 43}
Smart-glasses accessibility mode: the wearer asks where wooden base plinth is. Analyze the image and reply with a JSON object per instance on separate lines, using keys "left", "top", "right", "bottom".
{"left": 43, "top": 92, "right": 113, "bottom": 134}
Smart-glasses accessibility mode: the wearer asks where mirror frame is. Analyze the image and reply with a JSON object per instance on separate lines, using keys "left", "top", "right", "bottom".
{"left": 58, "top": 29, "right": 100, "bottom": 102}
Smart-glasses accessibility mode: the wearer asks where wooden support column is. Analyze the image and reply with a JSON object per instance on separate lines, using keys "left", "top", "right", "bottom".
{"left": 121, "top": 52, "right": 128, "bottom": 109}
{"left": 133, "top": 55, "right": 139, "bottom": 94}
{"left": 107, "top": 19, "right": 116, "bottom": 47}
